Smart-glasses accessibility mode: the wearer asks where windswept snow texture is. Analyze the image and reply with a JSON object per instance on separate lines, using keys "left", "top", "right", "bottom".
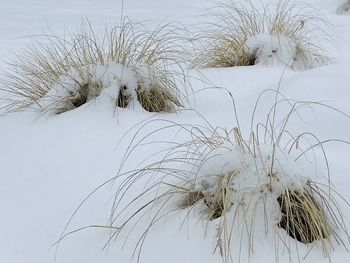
{"left": 1, "top": 1, "right": 350, "bottom": 263}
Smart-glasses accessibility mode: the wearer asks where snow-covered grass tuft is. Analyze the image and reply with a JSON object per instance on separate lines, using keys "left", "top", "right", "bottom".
{"left": 34, "top": 62, "right": 138, "bottom": 114}
{"left": 86, "top": 90, "right": 350, "bottom": 262}
{"left": 337, "top": 1, "right": 350, "bottom": 15}
{"left": 191, "top": 0, "right": 333, "bottom": 70}
{"left": 0, "top": 19, "right": 187, "bottom": 114}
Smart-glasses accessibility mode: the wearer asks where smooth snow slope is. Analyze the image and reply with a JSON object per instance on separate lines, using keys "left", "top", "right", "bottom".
{"left": 1, "top": 1, "right": 350, "bottom": 263}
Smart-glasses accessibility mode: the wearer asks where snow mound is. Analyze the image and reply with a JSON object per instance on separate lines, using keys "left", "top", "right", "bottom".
{"left": 243, "top": 34, "right": 297, "bottom": 68}
{"left": 242, "top": 34, "right": 326, "bottom": 70}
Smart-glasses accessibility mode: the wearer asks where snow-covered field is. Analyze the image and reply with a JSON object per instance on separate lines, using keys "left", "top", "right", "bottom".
{"left": 1, "top": 0, "right": 350, "bottom": 262}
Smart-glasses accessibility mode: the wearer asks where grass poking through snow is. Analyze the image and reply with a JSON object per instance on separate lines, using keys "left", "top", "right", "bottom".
{"left": 57, "top": 86, "right": 350, "bottom": 263}
{"left": 191, "top": 0, "right": 333, "bottom": 70}
{"left": 0, "top": 19, "right": 188, "bottom": 114}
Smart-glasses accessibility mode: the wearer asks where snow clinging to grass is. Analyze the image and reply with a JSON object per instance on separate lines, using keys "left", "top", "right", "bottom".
{"left": 35, "top": 62, "right": 140, "bottom": 114}
{"left": 243, "top": 34, "right": 297, "bottom": 67}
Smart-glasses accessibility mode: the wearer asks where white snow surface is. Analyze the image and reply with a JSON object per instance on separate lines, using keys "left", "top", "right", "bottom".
{"left": 1, "top": 1, "right": 350, "bottom": 263}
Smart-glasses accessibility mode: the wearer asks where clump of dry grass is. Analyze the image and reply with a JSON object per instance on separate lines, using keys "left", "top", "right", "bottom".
{"left": 179, "top": 190, "right": 204, "bottom": 208}
{"left": 55, "top": 94, "right": 350, "bottom": 263}
{"left": 192, "top": 0, "right": 332, "bottom": 70}
{"left": 199, "top": 170, "right": 236, "bottom": 221}
{"left": 86, "top": 90, "right": 349, "bottom": 262}
{"left": 178, "top": 171, "right": 235, "bottom": 220}
{"left": 277, "top": 184, "right": 331, "bottom": 244}
{"left": 0, "top": 19, "right": 187, "bottom": 113}
{"left": 137, "top": 86, "right": 183, "bottom": 112}
{"left": 53, "top": 79, "right": 350, "bottom": 263}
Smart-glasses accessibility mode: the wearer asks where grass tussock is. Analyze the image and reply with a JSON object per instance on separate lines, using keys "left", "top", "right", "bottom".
{"left": 277, "top": 184, "right": 331, "bottom": 244}
{"left": 55, "top": 90, "right": 350, "bottom": 263}
{"left": 137, "top": 86, "right": 183, "bottom": 112}
{"left": 88, "top": 90, "right": 349, "bottom": 263}
{"left": 179, "top": 190, "right": 204, "bottom": 208}
{"left": 192, "top": 0, "right": 332, "bottom": 70}
{"left": 178, "top": 171, "right": 234, "bottom": 220}
{"left": 0, "top": 19, "right": 187, "bottom": 113}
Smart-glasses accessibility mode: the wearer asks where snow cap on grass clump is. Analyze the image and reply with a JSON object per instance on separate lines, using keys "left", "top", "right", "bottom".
{"left": 35, "top": 62, "right": 138, "bottom": 114}
{"left": 243, "top": 34, "right": 297, "bottom": 67}
{"left": 0, "top": 19, "right": 186, "bottom": 114}
{"left": 192, "top": 0, "right": 332, "bottom": 70}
